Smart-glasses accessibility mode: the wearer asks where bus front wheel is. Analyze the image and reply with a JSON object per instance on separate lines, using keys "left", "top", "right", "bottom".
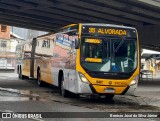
{"left": 61, "top": 75, "right": 70, "bottom": 97}
{"left": 19, "top": 68, "right": 22, "bottom": 79}
{"left": 37, "top": 71, "right": 43, "bottom": 87}
{"left": 19, "top": 68, "right": 25, "bottom": 79}
{"left": 18, "top": 67, "right": 28, "bottom": 79}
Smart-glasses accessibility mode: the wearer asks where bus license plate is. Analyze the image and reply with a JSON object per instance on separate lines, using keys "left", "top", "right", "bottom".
{"left": 105, "top": 88, "right": 115, "bottom": 93}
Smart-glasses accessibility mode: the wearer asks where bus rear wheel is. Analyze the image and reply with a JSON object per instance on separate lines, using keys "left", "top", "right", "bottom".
{"left": 37, "top": 71, "right": 43, "bottom": 87}
{"left": 19, "top": 69, "right": 25, "bottom": 79}
{"left": 18, "top": 67, "right": 28, "bottom": 79}
{"left": 19, "top": 69, "right": 22, "bottom": 79}
{"left": 61, "top": 75, "right": 70, "bottom": 97}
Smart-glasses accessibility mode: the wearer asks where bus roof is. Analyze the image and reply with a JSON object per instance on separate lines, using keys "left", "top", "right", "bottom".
{"left": 19, "top": 23, "right": 136, "bottom": 43}
{"left": 59, "top": 23, "right": 136, "bottom": 30}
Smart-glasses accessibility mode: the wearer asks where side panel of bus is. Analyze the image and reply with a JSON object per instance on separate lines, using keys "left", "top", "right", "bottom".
{"left": 22, "top": 42, "right": 32, "bottom": 77}
{"left": 51, "top": 32, "right": 78, "bottom": 92}
{"left": 15, "top": 44, "right": 24, "bottom": 75}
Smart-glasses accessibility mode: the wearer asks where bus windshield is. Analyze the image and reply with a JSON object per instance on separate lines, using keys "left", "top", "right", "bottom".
{"left": 80, "top": 37, "right": 137, "bottom": 73}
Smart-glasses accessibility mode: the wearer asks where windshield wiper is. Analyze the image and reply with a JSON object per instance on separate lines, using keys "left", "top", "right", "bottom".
{"left": 114, "top": 37, "right": 126, "bottom": 53}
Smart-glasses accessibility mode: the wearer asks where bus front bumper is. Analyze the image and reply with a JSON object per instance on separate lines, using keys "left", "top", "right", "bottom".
{"left": 77, "top": 81, "right": 93, "bottom": 94}
{"left": 77, "top": 80, "right": 137, "bottom": 95}
{"left": 124, "top": 83, "right": 138, "bottom": 95}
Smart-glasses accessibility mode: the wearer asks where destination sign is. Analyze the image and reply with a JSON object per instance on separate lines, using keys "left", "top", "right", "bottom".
{"left": 82, "top": 26, "right": 136, "bottom": 37}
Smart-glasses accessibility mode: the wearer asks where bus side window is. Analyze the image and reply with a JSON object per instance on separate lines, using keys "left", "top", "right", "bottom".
{"left": 48, "top": 40, "right": 50, "bottom": 48}
{"left": 42, "top": 40, "right": 50, "bottom": 48}
{"left": 37, "top": 41, "right": 39, "bottom": 47}
{"left": 42, "top": 40, "right": 46, "bottom": 47}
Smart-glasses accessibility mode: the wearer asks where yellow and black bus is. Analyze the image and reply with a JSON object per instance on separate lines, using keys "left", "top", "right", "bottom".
{"left": 16, "top": 23, "right": 140, "bottom": 99}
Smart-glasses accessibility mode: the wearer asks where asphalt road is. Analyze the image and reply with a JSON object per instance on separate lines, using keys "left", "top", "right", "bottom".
{"left": 0, "top": 72, "right": 159, "bottom": 121}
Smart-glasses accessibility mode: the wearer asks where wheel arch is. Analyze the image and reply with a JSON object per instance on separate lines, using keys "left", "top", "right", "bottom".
{"left": 37, "top": 66, "right": 40, "bottom": 78}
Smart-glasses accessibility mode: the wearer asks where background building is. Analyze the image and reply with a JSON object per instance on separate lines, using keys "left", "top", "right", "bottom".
{"left": 0, "top": 24, "right": 47, "bottom": 70}
{"left": 0, "top": 25, "right": 22, "bottom": 69}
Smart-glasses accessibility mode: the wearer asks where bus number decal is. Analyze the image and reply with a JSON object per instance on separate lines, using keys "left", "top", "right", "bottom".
{"left": 89, "top": 27, "right": 96, "bottom": 33}
{"left": 96, "top": 80, "right": 103, "bottom": 84}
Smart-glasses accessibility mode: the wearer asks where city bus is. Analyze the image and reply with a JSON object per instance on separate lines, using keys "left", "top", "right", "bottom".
{"left": 16, "top": 23, "right": 140, "bottom": 99}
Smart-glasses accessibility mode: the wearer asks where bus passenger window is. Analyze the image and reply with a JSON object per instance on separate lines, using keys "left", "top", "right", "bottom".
{"left": 47, "top": 40, "right": 50, "bottom": 48}
{"left": 42, "top": 40, "right": 46, "bottom": 47}
{"left": 37, "top": 41, "right": 39, "bottom": 47}
{"left": 42, "top": 40, "right": 50, "bottom": 48}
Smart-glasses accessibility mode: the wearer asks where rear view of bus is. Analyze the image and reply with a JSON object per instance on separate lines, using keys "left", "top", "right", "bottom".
{"left": 75, "top": 23, "right": 140, "bottom": 98}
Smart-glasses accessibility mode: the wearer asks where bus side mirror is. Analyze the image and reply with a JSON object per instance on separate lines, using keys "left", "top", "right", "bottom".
{"left": 75, "top": 38, "right": 80, "bottom": 49}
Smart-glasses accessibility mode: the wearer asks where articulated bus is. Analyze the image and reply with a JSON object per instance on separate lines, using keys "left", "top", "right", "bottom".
{"left": 16, "top": 23, "right": 140, "bottom": 99}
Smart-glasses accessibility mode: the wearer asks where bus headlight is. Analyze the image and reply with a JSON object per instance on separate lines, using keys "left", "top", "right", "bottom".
{"left": 79, "top": 72, "right": 90, "bottom": 84}
{"left": 130, "top": 75, "right": 139, "bottom": 86}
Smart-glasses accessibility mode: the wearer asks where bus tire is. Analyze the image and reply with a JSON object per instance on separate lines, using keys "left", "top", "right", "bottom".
{"left": 17, "top": 65, "right": 19, "bottom": 74}
{"left": 61, "top": 75, "right": 70, "bottom": 97}
{"left": 19, "top": 67, "right": 24, "bottom": 79}
{"left": 37, "top": 70, "right": 43, "bottom": 87}
{"left": 19, "top": 69, "right": 21, "bottom": 79}
{"left": 19, "top": 74, "right": 28, "bottom": 80}
{"left": 105, "top": 94, "right": 114, "bottom": 100}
